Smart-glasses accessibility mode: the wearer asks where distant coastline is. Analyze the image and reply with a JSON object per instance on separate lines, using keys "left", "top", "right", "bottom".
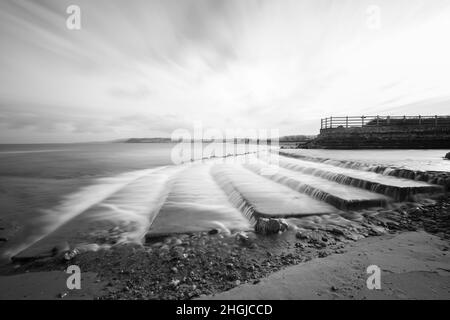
{"left": 122, "top": 135, "right": 316, "bottom": 144}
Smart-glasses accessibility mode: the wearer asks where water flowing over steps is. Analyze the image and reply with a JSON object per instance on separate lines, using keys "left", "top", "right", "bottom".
{"left": 146, "top": 163, "right": 250, "bottom": 238}
{"left": 211, "top": 164, "right": 339, "bottom": 219}
{"left": 10, "top": 153, "right": 445, "bottom": 262}
{"left": 270, "top": 155, "right": 443, "bottom": 201}
{"left": 11, "top": 166, "right": 181, "bottom": 261}
{"left": 278, "top": 150, "right": 450, "bottom": 189}
{"left": 210, "top": 160, "right": 391, "bottom": 212}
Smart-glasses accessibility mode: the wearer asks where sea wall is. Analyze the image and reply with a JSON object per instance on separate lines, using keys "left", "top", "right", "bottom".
{"left": 308, "top": 125, "right": 450, "bottom": 149}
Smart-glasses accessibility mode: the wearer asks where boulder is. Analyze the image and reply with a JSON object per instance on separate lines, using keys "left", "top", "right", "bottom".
{"left": 445, "top": 152, "right": 450, "bottom": 160}
{"left": 255, "top": 218, "right": 289, "bottom": 235}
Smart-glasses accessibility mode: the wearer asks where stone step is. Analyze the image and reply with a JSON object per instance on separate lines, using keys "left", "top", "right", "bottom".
{"left": 244, "top": 162, "right": 391, "bottom": 210}
{"left": 146, "top": 163, "right": 250, "bottom": 238}
{"left": 272, "top": 154, "right": 443, "bottom": 200}
{"left": 211, "top": 164, "right": 339, "bottom": 219}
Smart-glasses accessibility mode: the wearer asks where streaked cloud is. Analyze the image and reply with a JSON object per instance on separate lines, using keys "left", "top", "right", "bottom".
{"left": 0, "top": 0, "right": 450, "bottom": 142}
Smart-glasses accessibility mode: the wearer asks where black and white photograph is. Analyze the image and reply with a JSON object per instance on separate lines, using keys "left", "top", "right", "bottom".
{"left": 0, "top": 0, "right": 450, "bottom": 305}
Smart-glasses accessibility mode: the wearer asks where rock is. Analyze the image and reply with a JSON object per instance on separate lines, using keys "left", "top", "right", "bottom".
{"left": 235, "top": 280, "right": 241, "bottom": 286}
{"left": 368, "top": 226, "right": 386, "bottom": 236}
{"left": 445, "top": 152, "right": 450, "bottom": 160}
{"left": 151, "top": 242, "right": 163, "bottom": 248}
{"left": 0, "top": 237, "right": 8, "bottom": 242}
{"left": 170, "top": 279, "right": 180, "bottom": 287}
{"left": 208, "top": 229, "right": 219, "bottom": 235}
{"left": 295, "top": 231, "right": 309, "bottom": 240}
{"left": 173, "top": 239, "right": 183, "bottom": 246}
{"left": 235, "top": 232, "right": 249, "bottom": 243}
{"left": 329, "top": 227, "right": 345, "bottom": 236}
{"left": 255, "top": 218, "right": 289, "bottom": 235}
{"left": 406, "top": 207, "right": 422, "bottom": 215}
{"left": 249, "top": 243, "right": 258, "bottom": 249}
{"left": 58, "top": 292, "right": 68, "bottom": 299}
{"left": 63, "top": 248, "right": 80, "bottom": 261}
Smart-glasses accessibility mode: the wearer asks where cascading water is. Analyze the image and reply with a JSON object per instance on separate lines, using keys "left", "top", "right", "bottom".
{"left": 269, "top": 154, "right": 443, "bottom": 201}
{"left": 278, "top": 150, "right": 450, "bottom": 190}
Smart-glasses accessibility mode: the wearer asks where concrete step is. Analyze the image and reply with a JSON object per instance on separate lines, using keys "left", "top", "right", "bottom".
{"left": 211, "top": 164, "right": 339, "bottom": 219}
{"left": 272, "top": 154, "right": 443, "bottom": 200}
{"left": 244, "top": 162, "right": 391, "bottom": 210}
{"left": 146, "top": 164, "right": 250, "bottom": 238}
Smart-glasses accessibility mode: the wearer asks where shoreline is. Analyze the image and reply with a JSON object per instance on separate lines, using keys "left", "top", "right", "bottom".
{"left": 0, "top": 194, "right": 449, "bottom": 300}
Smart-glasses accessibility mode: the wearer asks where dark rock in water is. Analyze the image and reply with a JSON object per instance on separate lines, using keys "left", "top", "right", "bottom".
{"left": 0, "top": 237, "right": 8, "bottom": 242}
{"left": 208, "top": 229, "right": 219, "bottom": 235}
{"left": 445, "top": 152, "right": 450, "bottom": 160}
{"left": 255, "top": 218, "right": 288, "bottom": 235}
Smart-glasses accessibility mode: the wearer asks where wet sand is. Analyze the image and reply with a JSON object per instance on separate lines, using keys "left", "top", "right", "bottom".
{"left": 203, "top": 231, "right": 450, "bottom": 300}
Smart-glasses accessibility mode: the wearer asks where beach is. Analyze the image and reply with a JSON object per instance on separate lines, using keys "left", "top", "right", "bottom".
{"left": 1, "top": 195, "right": 449, "bottom": 299}
{"left": 0, "top": 144, "right": 449, "bottom": 299}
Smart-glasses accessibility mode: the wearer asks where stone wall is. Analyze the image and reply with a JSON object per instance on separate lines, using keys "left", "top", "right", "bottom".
{"left": 308, "top": 125, "right": 450, "bottom": 149}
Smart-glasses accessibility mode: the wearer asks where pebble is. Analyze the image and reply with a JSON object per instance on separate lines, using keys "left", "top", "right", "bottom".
{"left": 295, "top": 231, "right": 309, "bottom": 240}
{"left": 208, "top": 229, "right": 219, "bottom": 235}
{"left": 173, "top": 239, "right": 183, "bottom": 246}
{"left": 170, "top": 279, "right": 180, "bottom": 287}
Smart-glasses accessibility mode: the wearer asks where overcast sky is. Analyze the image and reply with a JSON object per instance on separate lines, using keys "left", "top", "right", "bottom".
{"left": 1, "top": 0, "right": 450, "bottom": 143}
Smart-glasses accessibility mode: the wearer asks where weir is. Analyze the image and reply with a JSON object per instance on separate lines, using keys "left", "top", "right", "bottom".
{"left": 271, "top": 156, "right": 443, "bottom": 201}
{"left": 278, "top": 150, "right": 450, "bottom": 190}
{"left": 146, "top": 163, "right": 250, "bottom": 238}
{"left": 8, "top": 151, "right": 446, "bottom": 262}
{"left": 211, "top": 163, "right": 339, "bottom": 219}
{"left": 244, "top": 162, "right": 391, "bottom": 210}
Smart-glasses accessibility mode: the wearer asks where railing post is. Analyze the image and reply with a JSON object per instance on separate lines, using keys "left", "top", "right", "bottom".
{"left": 361, "top": 115, "right": 365, "bottom": 126}
{"left": 330, "top": 116, "right": 333, "bottom": 128}
{"left": 387, "top": 116, "right": 390, "bottom": 125}
{"left": 419, "top": 115, "right": 421, "bottom": 125}
{"left": 346, "top": 116, "right": 348, "bottom": 128}
{"left": 435, "top": 115, "right": 438, "bottom": 126}
{"left": 376, "top": 115, "right": 379, "bottom": 126}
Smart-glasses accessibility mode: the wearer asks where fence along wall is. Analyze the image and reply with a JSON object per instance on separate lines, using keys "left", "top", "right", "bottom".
{"left": 309, "top": 115, "right": 450, "bottom": 149}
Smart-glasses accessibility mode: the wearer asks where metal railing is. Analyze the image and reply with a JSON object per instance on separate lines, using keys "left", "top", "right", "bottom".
{"left": 320, "top": 115, "right": 450, "bottom": 129}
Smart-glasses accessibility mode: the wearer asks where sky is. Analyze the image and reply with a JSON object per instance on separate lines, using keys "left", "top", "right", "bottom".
{"left": 1, "top": 0, "right": 450, "bottom": 143}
